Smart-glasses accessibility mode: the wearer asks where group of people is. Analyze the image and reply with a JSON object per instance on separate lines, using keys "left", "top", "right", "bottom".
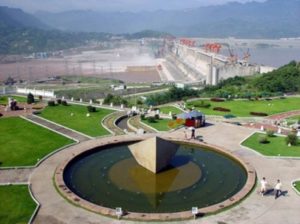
{"left": 260, "top": 177, "right": 283, "bottom": 199}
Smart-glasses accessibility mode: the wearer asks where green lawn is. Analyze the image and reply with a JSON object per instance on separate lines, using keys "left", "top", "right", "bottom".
{"left": 39, "top": 104, "right": 113, "bottom": 137}
{"left": 242, "top": 133, "right": 300, "bottom": 157}
{"left": 158, "top": 106, "right": 184, "bottom": 115}
{"left": 0, "top": 95, "right": 27, "bottom": 105}
{"left": 0, "top": 185, "right": 37, "bottom": 224}
{"left": 188, "top": 98, "right": 300, "bottom": 117}
{"left": 0, "top": 117, "right": 74, "bottom": 167}
{"left": 294, "top": 181, "right": 300, "bottom": 193}
{"left": 142, "top": 118, "right": 183, "bottom": 131}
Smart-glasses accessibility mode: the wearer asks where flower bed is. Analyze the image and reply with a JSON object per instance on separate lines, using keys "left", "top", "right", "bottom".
{"left": 210, "top": 98, "right": 225, "bottom": 102}
{"left": 250, "top": 112, "right": 268, "bottom": 116}
{"left": 213, "top": 107, "right": 231, "bottom": 112}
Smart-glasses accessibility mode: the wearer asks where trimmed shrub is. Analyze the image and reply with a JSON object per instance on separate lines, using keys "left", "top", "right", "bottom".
{"left": 172, "top": 114, "right": 177, "bottom": 120}
{"left": 286, "top": 133, "right": 298, "bottom": 146}
{"left": 87, "top": 106, "right": 96, "bottom": 113}
{"left": 48, "top": 101, "right": 55, "bottom": 106}
{"left": 259, "top": 136, "right": 269, "bottom": 144}
{"left": 193, "top": 101, "right": 211, "bottom": 108}
{"left": 0, "top": 113, "right": 3, "bottom": 117}
{"left": 210, "top": 98, "right": 225, "bottom": 102}
{"left": 154, "top": 114, "right": 160, "bottom": 120}
{"left": 57, "top": 99, "right": 62, "bottom": 104}
{"left": 223, "top": 114, "right": 236, "bottom": 119}
{"left": 147, "top": 116, "right": 156, "bottom": 123}
{"left": 38, "top": 95, "right": 43, "bottom": 101}
{"left": 266, "top": 130, "right": 275, "bottom": 137}
{"left": 61, "top": 100, "right": 68, "bottom": 106}
{"left": 27, "top": 92, "right": 35, "bottom": 104}
{"left": 250, "top": 112, "right": 268, "bottom": 116}
{"left": 140, "top": 114, "right": 145, "bottom": 120}
{"left": 213, "top": 107, "right": 231, "bottom": 112}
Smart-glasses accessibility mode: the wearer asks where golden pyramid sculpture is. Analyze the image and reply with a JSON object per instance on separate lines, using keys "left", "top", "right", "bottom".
{"left": 129, "top": 136, "right": 179, "bottom": 173}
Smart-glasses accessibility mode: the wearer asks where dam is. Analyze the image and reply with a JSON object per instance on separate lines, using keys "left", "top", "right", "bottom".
{"left": 157, "top": 40, "right": 268, "bottom": 85}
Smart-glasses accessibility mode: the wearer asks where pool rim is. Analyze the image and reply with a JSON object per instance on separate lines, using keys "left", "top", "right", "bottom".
{"left": 54, "top": 135, "right": 256, "bottom": 221}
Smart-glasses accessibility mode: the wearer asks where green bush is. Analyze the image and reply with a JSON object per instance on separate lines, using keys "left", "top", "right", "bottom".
{"left": 27, "top": 93, "right": 34, "bottom": 104}
{"left": 140, "top": 114, "right": 145, "bottom": 120}
{"left": 259, "top": 136, "right": 269, "bottom": 144}
{"left": 193, "top": 101, "right": 211, "bottom": 108}
{"left": 47, "top": 101, "right": 55, "bottom": 106}
{"left": 87, "top": 106, "right": 96, "bottom": 113}
{"left": 266, "top": 130, "right": 275, "bottom": 137}
{"left": 154, "top": 114, "right": 160, "bottom": 120}
{"left": 57, "top": 99, "right": 62, "bottom": 104}
{"left": 286, "top": 133, "right": 298, "bottom": 146}
{"left": 147, "top": 116, "right": 156, "bottom": 123}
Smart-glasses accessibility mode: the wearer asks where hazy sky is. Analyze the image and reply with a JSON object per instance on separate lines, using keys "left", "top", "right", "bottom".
{"left": 0, "top": 0, "right": 266, "bottom": 12}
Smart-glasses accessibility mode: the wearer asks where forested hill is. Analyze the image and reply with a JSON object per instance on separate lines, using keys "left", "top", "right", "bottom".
{"left": 0, "top": 6, "right": 113, "bottom": 54}
{"left": 202, "top": 61, "right": 300, "bottom": 98}
{"left": 35, "top": 0, "right": 300, "bottom": 38}
{"left": 0, "top": 6, "right": 48, "bottom": 29}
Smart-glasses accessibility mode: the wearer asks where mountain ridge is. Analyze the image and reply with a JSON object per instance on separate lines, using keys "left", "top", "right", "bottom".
{"left": 33, "top": 0, "right": 300, "bottom": 38}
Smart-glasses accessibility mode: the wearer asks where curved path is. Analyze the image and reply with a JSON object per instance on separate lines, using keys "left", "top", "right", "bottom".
{"left": 29, "top": 122, "right": 300, "bottom": 224}
{"left": 266, "top": 110, "right": 300, "bottom": 120}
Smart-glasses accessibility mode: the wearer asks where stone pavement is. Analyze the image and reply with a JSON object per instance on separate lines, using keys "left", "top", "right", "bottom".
{"left": 25, "top": 115, "right": 90, "bottom": 142}
{"left": 29, "top": 121, "right": 300, "bottom": 224}
{"left": 0, "top": 168, "right": 33, "bottom": 184}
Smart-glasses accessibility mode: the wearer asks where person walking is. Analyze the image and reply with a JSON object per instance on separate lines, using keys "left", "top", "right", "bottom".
{"left": 274, "top": 179, "right": 282, "bottom": 199}
{"left": 260, "top": 177, "right": 267, "bottom": 196}
{"left": 191, "top": 127, "right": 196, "bottom": 139}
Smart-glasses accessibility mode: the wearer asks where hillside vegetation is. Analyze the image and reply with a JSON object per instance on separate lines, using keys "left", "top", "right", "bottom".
{"left": 201, "top": 61, "right": 300, "bottom": 98}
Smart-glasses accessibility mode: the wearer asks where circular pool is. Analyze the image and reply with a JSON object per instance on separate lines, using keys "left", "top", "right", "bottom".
{"left": 61, "top": 139, "right": 251, "bottom": 216}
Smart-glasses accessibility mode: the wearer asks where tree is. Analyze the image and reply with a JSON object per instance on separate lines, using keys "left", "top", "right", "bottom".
{"left": 286, "top": 133, "right": 298, "bottom": 146}
{"left": 27, "top": 92, "right": 34, "bottom": 104}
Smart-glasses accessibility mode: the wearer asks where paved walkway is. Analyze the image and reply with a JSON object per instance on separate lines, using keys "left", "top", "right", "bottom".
{"left": 25, "top": 115, "right": 90, "bottom": 142}
{"left": 29, "top": 122, "right": 300, "bottom": 224}
{"left": 267, "top": 110, "right": 300, "bottom": 120}
{"left": 0, "top": 168, "right": 33, "bottom": 184}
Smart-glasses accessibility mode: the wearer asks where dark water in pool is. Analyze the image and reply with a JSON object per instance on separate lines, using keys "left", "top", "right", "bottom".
{"left": 64, "top": 143, "right": 247, "bottom": 213}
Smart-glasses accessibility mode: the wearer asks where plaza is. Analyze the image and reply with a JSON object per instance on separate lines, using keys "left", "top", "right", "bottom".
{"left": 1, "top": 95, "right": 300, "bottom": 224}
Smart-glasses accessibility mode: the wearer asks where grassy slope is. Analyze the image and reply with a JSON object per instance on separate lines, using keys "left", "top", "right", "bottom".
{"left": 0, "top": 185, "right": 36, "bottom": 224}
{"left": 242, "top": 133, "right": 300, "bottom": 157}
{"left": 188, "top": 98, "right": 300, "bottom": 117}
{"left": 39, "top": 104, "right": 113, "bottom": 137}
{"left": 158, "top": 106, "right": 184, "bottom": 115}
{"left": 0, "top": 117, "right": 74, "bottom": 167}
